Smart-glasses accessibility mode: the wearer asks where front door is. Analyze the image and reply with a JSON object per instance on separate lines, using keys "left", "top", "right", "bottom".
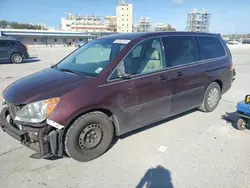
{"left": 108, "top": 37, "right": 172, "bottom": 134}
{"left": 162, "top": 36, "right": 207, "bottom": 115}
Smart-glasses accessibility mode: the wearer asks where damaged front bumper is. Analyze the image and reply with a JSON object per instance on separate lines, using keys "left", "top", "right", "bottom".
{"left": 0, "top": 107, "right": 64, "bottom": 158}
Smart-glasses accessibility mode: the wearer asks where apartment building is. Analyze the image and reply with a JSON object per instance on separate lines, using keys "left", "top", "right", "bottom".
{"left": 61, "top": 13, "right": 107, "bottom": 32}
{"left": 116, "top": 0, "right": 133, "bottom": 33}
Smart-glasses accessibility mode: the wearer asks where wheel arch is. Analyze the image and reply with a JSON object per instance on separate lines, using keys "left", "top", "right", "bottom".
{"left": 64, "top": 108, "right": 120, "bottom": 137}
{"left": 214, "top": 79, "right": 223, "bottom": 91}
{"left": 10, "top": 52, "right": 23, "bottom": 61}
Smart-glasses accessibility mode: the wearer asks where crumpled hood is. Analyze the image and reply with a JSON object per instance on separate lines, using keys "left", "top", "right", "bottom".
{"left": 3, "top": 68, "right": 87, "bottom": 104}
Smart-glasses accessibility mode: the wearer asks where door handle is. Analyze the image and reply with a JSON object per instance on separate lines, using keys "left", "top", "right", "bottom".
{"left": 177, "top": 71, "right": 183, "bottom": 77}
{"left": 157, "top": 75, "right": 167, "bottom": 82}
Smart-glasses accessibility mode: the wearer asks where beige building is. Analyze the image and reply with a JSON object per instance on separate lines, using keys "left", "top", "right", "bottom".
{"left": 105, "top": 16, "right": 117, "bottom": 32}
{"left": 116, "top": 0, "right": 133, "bottom": 33}
{"left": 61, "top": 13, "right": 107, "bottom": 32}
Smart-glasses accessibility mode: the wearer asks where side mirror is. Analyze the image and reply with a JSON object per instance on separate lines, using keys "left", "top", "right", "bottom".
{"left": 117, "top": 61, "right": 131, "bottom": 79}
{"left": 245, "top": 95, "right": 250, "bottom": 103}
{"left": 118, "top": 73, "right": 131, "bottom": 79}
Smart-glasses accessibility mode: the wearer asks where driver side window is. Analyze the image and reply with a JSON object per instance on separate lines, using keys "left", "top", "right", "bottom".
{"left": 110, "top": 37, "right": 165, "bottom": 79}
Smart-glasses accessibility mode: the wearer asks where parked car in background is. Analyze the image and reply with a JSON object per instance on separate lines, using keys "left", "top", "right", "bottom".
{"left": 242, "top": 40, "right": 250, "bottom": 44}
{"left": 228, "top": 40, "right": 239, "bottom": 45}
{"left": 223, "top": 40, "right": 228, "bottom": 44}
{"left": 0, "top": 32, "right": 236, "bottom": 162}
{"left": 0, "top": 37, "right": 29, "bottom": 63}
{"left": 76, "top": 41, "right": 86, "bottom": 47}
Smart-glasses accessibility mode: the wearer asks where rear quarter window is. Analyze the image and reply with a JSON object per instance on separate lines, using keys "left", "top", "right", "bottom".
{"left": 198, "top": 36, "right": 226, "bottom": 60}
{"left": 9, "top": 41, "right": 17, "bottom": 46}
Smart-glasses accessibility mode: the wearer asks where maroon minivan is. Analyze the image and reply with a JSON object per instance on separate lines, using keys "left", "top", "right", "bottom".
{"left": 0, "top": 32, "right": 236, "bottom": 162}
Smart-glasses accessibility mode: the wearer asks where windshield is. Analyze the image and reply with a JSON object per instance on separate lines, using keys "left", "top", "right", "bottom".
{"left": 56, "top": 38, "right": 125, "bottom": 76}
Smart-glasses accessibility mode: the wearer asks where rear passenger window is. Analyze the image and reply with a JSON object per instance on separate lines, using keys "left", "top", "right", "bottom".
{"left": 0, "top": 41, "right": 10, "bottom": 47}
{"left": 198, "top": 36, "right": 226, "bottom": 60}
{"left": 162, "top": 36, "right": 198, "bottom": 67}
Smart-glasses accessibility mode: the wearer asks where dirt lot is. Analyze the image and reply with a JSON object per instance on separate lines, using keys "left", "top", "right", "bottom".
{"left": 0, "top": 45, "right": 250, "bottom": 188}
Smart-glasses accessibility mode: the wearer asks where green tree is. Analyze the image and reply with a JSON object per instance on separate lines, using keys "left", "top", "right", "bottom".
{"left": 0, "top": 20, "right": 9, "bottom": 28}
{"left": 163, "top": 24, "right": 176, "bottom": 31}
{"left": 0, "top": 20, "right": 45, "bottom": 30}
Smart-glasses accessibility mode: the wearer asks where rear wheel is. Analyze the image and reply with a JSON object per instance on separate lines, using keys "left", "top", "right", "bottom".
{"left": 64, "top": 112, "right": 114, "bottom": 162}
{"left": 237, "top": 118, "right": 247, "bottom": 130}
{"left": 11, "top": 53, "right": 23, "bottom": 64}
{"left": 199, "top": 82, "right": 221, "bottom": 112}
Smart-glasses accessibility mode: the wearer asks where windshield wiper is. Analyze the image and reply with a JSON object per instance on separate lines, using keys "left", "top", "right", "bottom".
{"left": 58, "top": 68, "right": 77, "bottom": 74}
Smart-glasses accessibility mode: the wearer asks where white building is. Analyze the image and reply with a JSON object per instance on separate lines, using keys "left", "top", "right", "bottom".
{"left": 61, "top": 13, "right": 107, "bottom": 32}
{"left": 133, "top": 17, "right": 151, "bottom": 32}
{"left": 0, "top": 29, "right": 113, "bottom": 46}
{"left": 116, "top": 0, "right": 133, "bottom": 33}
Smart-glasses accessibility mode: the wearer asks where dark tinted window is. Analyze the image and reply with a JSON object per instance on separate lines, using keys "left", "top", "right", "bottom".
{"left": 162, "top": 36, "right": 198, "bottom": 67}
{"left": 0, "top": 40, "right": 10, "bottom": 47}
{"left": 198, "top": 36, "right": 225, "bottom": 60}
{"left": 9, "top": 41, "right": 16, "bottom": 46}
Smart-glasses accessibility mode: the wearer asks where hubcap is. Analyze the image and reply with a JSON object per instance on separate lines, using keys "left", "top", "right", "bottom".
{"left": 13, "top": 54, "right": 22, "bottom": 63}
{"left": 78, "top": 124, "right": 103, "bottom": 150}
{"left": 207, "top": 88, "right": 219, "bottom": 108}
{"left": 242, "top": 121, "right": 246, "bottom": 128}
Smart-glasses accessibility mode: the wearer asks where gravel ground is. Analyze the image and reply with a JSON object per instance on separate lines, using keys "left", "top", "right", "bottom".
{"left": 0, "top": 45, "right": 250, "bottom": 188}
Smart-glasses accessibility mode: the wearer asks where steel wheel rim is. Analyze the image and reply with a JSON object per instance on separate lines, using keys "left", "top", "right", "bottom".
{"left": 78, "top": 124, "right": 104, "bottom": 151}
{"left": 13, "top": 54, "right": 22, "bottom": 63}
{"left": 207, "top": 88, "right": 219, "bottom": 108}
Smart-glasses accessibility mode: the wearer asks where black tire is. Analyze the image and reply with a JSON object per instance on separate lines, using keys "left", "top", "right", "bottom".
{"left": 11, "top": 53, "right": 23, "bottom": 64}
{"left": 64, "top": 112, "right": 114, "bottom": 162}
{"left": 199, "top": 82, "right": 221, "bottom": 112}
{"left": 237, "top": 118, "right": 247, "bottom": 130}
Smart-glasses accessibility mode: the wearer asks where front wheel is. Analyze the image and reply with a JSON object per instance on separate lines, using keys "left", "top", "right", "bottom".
{"left": 237, "top": 118, "right": 247, "bottom": 130}
{"left": 64, "top": 112, "right": 114, "bottom": 162}
{"left": 199, "top": 82, "right": 221, "bottom": 112}
{"left": 11, "top": 53, "right": 23, "bottom": 64}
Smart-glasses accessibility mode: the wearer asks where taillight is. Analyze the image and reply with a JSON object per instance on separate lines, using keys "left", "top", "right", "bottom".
{"left": 229, "top": 62, "right": 233, "bottom": 70}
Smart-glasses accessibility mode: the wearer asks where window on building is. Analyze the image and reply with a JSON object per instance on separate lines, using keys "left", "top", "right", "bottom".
{"left": 54, "top": 39, "right": 57, "bottom": 42}
{"left": 127, "top": 19, "right": 128, "bottom": 21}
{"left": 198, "top": 36, "right": 226, "bottom": 60}
{"left": 127, "top": 14, "right": 129, "bottom": 17}
{"left": 34, "top": 39, "right": 37, "bottom": 42}
{"left": 122, "top": 8, "right": 124, "bottom": 10}
{"left": 127, "top": 8, "right": 129, "bottom": 10}
{"left": 122, "top": 19, "right": 124, "bottom": 21}
{"left": 122, "top": 14, "right": 124, "bottom": 16}
{"left": 73, "top": 39, "right": 75, "bottom": 42}
{"left": 162, "top": 36, "right": 198, "bottom": 67}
